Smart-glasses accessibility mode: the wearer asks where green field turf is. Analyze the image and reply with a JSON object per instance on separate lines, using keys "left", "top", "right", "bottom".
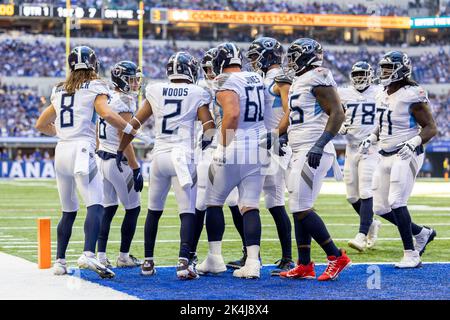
{"left": 0, "top": 179, "right": 449, "bottom": 266}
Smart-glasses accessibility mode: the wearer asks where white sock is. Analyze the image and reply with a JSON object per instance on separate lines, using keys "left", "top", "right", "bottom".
{"left": 209, "top": 241, "right": 222, "bottom": 255}
{"left": 119, "top": 252, "right": 129, "bottom": 260}
{"left": 97, "top": 252, "right": 106, "bottom": 260}
{"left": 145, "top": 257, "right": 154, "bottom": 261}
{"left": 246, "top": 245, "right": 260, "bottom": 260}
{"left": 84, "top": 251, "right": 95, "bottom": 258}
{"left": 56, "top": 258, "right": 66, "bottom": 265}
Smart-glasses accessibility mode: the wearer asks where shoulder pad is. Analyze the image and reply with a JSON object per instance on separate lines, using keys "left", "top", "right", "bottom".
{"left": 214, "top": 73, "right": 233, "bottom": 90}
{"left": 274, "top": 70, "right": 293, "bottom": 85}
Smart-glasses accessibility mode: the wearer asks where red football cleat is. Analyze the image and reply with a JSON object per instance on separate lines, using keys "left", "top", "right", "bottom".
{"left": 318, "top": 249, "right": 352, "bottom": 281}
{"left": 279, "top": 261, "right": 316, "bottom": 279}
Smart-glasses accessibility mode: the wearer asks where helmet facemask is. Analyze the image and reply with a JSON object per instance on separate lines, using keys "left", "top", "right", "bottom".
{"left": 351, "top": 70, "right": 373, "bottom": 91}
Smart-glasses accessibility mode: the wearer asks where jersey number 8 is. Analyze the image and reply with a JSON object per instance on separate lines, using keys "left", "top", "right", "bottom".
{"left": 60, "top": 93, "right": 75, "bottom": 128}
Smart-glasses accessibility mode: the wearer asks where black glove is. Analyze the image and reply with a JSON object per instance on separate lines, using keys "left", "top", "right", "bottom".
{"left": 116, "top": 150, "right": 124, "bottom": 172}
{"left": 133, "top": 167, "right": 144, "bottom": 192}
{"left": 306, "top": 144, "right": 323, "bottom": 169}
{"left": 277, "top": 133, "right": 288, "bottom": 156}
{"left": 201, "top": 135, "right": 214, "bottom": 150}
{"left": 259, "top": 131, "right": 277, "bottom": 150}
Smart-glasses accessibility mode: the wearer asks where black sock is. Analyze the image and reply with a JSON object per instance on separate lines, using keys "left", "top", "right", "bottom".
{"left": 83, "top": 204, "right": 104, "bottom": 253}
{"left": 294, "top": 210, "right": 340, "bottom": 258}
{"left": 243, "top": 209, "right": 261, "bottom": 247}
{"left": 380, "top": 211, "right": 423, "bottom": 235}
{"left": 392, "top": 206, "right": 414, "bottom": 250}
{"left": 229, "top": 205, "right": 245, "bottom": 246}
{"left": 293, "top": 213, "right": 312, "bottom": 265}
{"left": 359, "top": 198, "right": 374, "bottom": 235}
{"left": 144, "top": 209, "right": 163, "bottom": 258}
{"left": 179, "top": 213, "right": 195, "bottom": 260}
{"left": 97, "top": 205, "right": 118, "bottom": 253}
{"left": 205, "top": 206, "right": 225, "bottom": 242}
{"left": 192, "top": 208, "right": 206, "bottom": 254}
{"left": 120, "top": 206, "right": 140, "bottom": 253}
{"left": 351, "top": 199, "right": 361, "bottom": 216}
{"left": 56, "top": 211, "right": 77, "bottom": 259}
{"left": 269, "top": 206, "right": 292, "bottom": 259}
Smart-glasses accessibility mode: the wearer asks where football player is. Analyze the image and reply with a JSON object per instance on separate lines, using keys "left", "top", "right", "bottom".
{"left": 96, "top": 61, "right": 144, "bottom": 268}
{"left": 278, "top": 38, "right": 352, "bottom": 281}
{"left": 359, "top": 51, "right": 437, "bottom": 268}
{"left": 246, "top": 37, "right": 295, "bottom": 275}
{"left": 116, "top": 52, "right": 215, "bottom": 280}
{"left": 193, "top": 48, "right": 242, "bottom": 267}
{"left": 196, "top": 43, "right": 266, "bottom": 279}
{"left": 338, "top": 61, "right": 383, "bottom": 252}
{"left": 35, "top": 46, "right": 140, "bottom": 278}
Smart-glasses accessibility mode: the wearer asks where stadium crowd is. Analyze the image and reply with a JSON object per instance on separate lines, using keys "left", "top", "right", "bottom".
{"left": 1, "top": 39, "right": 449, "bottom": 85}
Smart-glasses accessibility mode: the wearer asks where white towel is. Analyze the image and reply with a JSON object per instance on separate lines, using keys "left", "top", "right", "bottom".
{"left": 278, "top": 145, "right": 293, "bottom": 171}
{"left": 73, "top": 141, "right": 91, "bottom": 176}
{"left": 171, "top": 149, "right": 193, "bottom": 188}
{"left": 332, "top": 156, "right": 344, "bottom": 181}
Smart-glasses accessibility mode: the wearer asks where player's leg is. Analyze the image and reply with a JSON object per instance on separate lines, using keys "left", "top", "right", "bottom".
{"left": 142, "top": 155, "right": 170, "bottom": 276}
{"left": 263, "top": 171, "right": 294, "bottom": 275}
{"left": 343, "top": 145, "right": 361, "bottom": 215}
{"left": 225, "top": 188, "right": 248, "bottom": 269}
{"left": 233, "top": 167, "right": 265, "bottom": 279}
{"left": 107, "top": 159, "right": 142, "bottom": 268}
{"left": 97, "top": 159, "right": 119, "bottom": 267}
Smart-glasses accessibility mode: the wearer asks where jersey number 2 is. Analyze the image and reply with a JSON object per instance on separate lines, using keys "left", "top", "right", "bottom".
{"left": 162, "top": 99, "right": 182, "bottom": 134}
{"left": 60, "top": 93, "right": 75, "bottom": 128}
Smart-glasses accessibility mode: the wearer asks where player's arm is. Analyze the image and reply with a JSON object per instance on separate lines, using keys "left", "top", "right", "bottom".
{"left": 197, "top": 105, "right": 216, "bottom": 149}
{"left": 216, "top": 90, "right": 240, "bottom": 146}
{"left": 35, "top": 105, "right": 57, "bottom": 137}
{"left": 119, "top": 112, "right": 139, "bottom": 170}
{"left": 307, "top": 86, "right": 345, "bottom": 168}
{"left": 94, "top": 94, "right": 137, "bottom": 137}
{"left": 274, "top": 82, "right": 291, "bottom": 135}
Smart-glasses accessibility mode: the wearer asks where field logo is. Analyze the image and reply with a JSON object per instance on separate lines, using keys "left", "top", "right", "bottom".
{"left": 366, "top": 265, "right": 381, "bottom": 290}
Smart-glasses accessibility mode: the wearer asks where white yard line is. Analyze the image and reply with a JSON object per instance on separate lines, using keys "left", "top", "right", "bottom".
{"left": 0, "top": 252, "right": 138, "bottom": 300}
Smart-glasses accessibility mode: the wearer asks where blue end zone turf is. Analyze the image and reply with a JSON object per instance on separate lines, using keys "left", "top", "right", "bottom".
{"left": 74, "top": 263, "right": 450, "bottom": 300}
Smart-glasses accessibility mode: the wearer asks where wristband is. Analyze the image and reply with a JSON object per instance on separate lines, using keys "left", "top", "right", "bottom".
{"left": 315, "top": 131, "right": 335, "bottom": 148}
{"left": 408, "top": 136, "right": 422, "bottom": 148}
{"left": 123, "top": 123, "right": 134, "bottom": 135}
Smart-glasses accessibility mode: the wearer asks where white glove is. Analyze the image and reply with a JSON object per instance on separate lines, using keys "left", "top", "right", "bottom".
{"left": 358, "top": 133, "right": 378, "bottom": 154}
{"left": 396, "top": 136, "right": 422, "bottom": 160}
{"left": 338, "top": 123, "right": 349, "bottom": 136}
{"left": 212, "top": 144, "right": 226, "bottom": 166}
{"left": 135, "top": 130, "right": 153, "bottom": 145}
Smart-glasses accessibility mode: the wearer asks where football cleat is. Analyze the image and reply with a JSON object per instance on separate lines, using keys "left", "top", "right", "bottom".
{"left": 176, "top": 258, "right": 199, "bottom": 280}
{"left": 226, "top": 247, "right": 247, "bottom": 269}
{"left": 116, "top": 254, "right": 142, "bottom": 268}
{"left": 197, "top": 254, "right": 227, "bottom": 275}
{"left": 395, "top": 250, "right": 422, "bottom": 268}
{"left": 318, "top": 249, "right": 352, "bottom": 281}
{"left": 233, "top": 258, "right": 261, "bottom": 279}
{"left": 270, "top": 258, "right": 295, "bottom": 276}
{"left": 141, "top": 259, "right": 156, "bottom": 276}
{"left": 98, "top": 256, "right": 113, "bottom": 268}
{"left": 279, "top": 261, "right": 316, "bottom": 279}
{"left": 414, "top": 226, "right": 436, "bottom": 256}
{"left": 53, "top": 260, "right": 67, "bottom": 276}
{"left": 348, "top": 233, "right": 368, "bottom": 252}
{"left": 77, "top": 253, "right": 115, "bottom": 279}
{"left": 189, "top": 252, "right": 198, "bottom": 267}
{"left": 367, "top": 219, "right": 382, "bottom": 249}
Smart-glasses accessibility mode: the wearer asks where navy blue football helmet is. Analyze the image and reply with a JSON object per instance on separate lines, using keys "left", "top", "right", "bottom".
{"left": 350, "top": 61, "right": 374, "bottom": 91}
{"left": 378, "top": 51, "right": 412, "bottom": 86}
{"left": 211, "top": 42, "right": 243, "bottom": 76}
{"left": 287, "top": 38, "right": 323, "bottom": 75}
{"left": 246, "top": 37, "right": 284, "bottom": 74}
{"left": 111, "top": 61, "right": 143, "bottom": 94}
{"left": 68, "top": 46, "right": 99, "bottom": 73}
{"left": 166, "top": 52, "right": 199, "bottom": 83}
{"left": 201, "top": 48, "right": 218, "bottom": 79}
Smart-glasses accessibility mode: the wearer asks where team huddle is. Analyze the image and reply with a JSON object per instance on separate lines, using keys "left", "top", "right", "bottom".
{"left": 35, "top": 36, "right": 438, "bottom": 282}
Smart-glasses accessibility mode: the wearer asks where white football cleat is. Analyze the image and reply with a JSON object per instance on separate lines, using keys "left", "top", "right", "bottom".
{"left": 196, "top": 254, "right": 227, "bottom": 275}
{"left": 367, "top": 219, "right": 382, "bottom": 249}
{"left": 395, "top": 250, "right": 422, "bottom": 269}
{"left": 176, "top": 259, "right": 199, "bottom": 280}
{"left": 98, "top": 256, "right": 113, "bottom": 268}
{"left": 233, "top": 258, "right": 261, "bottom": 279}
{"left": 53, "top": 260, "right": 67, "bottom": 276}
{"left": 116, "top": 254, "right": 142, "bottom": 268}
{"left": 348, "top": 233, "right": 367, "bottom": 252}
{"left": 414, "top": 227, "right": 436, "bottom": 256}
{"left": 77, "top": 253, "right": 115, "bottom": 279}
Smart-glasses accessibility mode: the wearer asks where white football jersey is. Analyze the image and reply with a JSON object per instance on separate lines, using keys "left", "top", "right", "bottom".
{"left": 51, "top": 79, "right": 110, "bottom": 145}
{"left": 145, "top": 82, "right": 212, "bottom": 156}
{"left": 264, "top": 67, "right": 285, "bottom": 130}
{"left": 287, "top": 67, "right": 337, "bottom": 153}
{"left": 377, "top": 85, "right": 428, "bottom": 152}
{"left": 197, "top": 79, "right": 222, "bottom": 148}
{"left": 214, "top": 71, "right": 265, "bottom": 145}
{"left": 338, "top": 85, "right": 384, "bottom": 144}
{"left": 98, "top": 91, "right": 137, "bottom": 154}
